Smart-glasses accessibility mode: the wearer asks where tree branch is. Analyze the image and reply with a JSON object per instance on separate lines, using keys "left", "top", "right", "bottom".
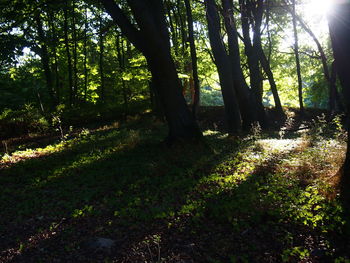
{"left": 99, "top": 0, "right": 143, "bottom": 51}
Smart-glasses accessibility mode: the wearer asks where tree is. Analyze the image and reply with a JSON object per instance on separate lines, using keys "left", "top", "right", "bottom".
{"left": 240, "top": 0, "right": 284, "bottom": 115}
{"left": 290, "top": 0, "right": 303, "bottom": 114}
{"left": 184, "top": 0, "right": 200, "bottom": 118}
{"left": 328, "top": 1, "right": 350, "bottom": 177}
{"left": 206, "top": 0, "right": 242, "bottom": 133}
{"left": 99, "top": 0, "right": 202, "bottom": 142}
{"left": 222, "top": 0, "right": 262, "bottom": 129}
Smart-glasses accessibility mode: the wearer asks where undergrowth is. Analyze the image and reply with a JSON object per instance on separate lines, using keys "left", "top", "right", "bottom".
{"left": 0, "top": 114, "right": 348, "bottom": 262}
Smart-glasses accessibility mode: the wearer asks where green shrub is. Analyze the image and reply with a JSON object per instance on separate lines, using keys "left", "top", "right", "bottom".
{"left": 0, "top": 104, "right": 49, "bottom": 139}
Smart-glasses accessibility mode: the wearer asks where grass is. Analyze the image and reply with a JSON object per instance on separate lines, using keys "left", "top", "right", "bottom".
{"left": 0, "top": 113, "right": 349, "bottom": 262}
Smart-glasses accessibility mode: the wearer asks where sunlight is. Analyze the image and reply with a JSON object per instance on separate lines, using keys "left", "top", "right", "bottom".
{"left": 304, "top": 0, "right": 332, "bottom": 17}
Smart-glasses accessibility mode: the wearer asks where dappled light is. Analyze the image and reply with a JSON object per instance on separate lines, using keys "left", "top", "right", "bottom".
{"left": 1, "top": 0, "right": 350, "bottom": 262}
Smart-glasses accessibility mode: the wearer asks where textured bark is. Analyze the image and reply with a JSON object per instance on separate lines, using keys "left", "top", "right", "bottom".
{"left": 206, "top": 0, "right": 242, "bottom": 133}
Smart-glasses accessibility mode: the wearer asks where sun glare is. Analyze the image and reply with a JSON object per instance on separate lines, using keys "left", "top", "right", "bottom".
{"left": 304, "top": 0, "right": 332, "bottom": 17}
{"left": 297, "top": 0, "right": 333, "bottom": 43}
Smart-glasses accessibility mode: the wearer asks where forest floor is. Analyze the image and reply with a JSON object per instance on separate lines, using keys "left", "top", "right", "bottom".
{"left": 0, "top": 107, "right": 349, "bottom": 262}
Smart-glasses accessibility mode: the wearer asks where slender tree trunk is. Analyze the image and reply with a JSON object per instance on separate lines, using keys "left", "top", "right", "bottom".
{"left": 165, "top": 0, "right": 179, "bottom": 57}
{"left": 35, "top": 13, "right": 55, "bottom": 107}
{"left": 292, "top": 0, "right": 304, "bottom": 113}
{"left": 64, "top": 1, "right": 74, "bottom": 106}
{"left": 48, "top": 12, "right": 60, "bottom": 105}
{"left": 258, "top": 49, "right": 283, "bottom": 114}
{"left": 99, "top": 11, "right": 105, "bottom": 103}
{"left": 84, "top": 4, "right": 88, "bottom": 102}
{"left": 206, "top": 0, "right": 241, "bottom": 133}
{"left": 72, "top": 0, "right": 78, "bottom": 103}
{"left": 252, "top": 0, "right": 283, "bottom": 114}
{"left": 116, "top": 34, "right": 128, "bottom": 117}
{"left": 184, "top": 0, "right": 200, "bottom": 118}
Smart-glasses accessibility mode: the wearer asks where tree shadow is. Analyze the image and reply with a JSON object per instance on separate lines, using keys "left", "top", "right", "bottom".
{"left": 1, "top": 128, "right": 348, "bottom": 262}
{"left": 0, "top": 127, "right": 242, "bottom": 262}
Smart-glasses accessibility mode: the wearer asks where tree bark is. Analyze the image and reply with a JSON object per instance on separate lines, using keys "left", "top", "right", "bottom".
{"left": 328, "top": 1, "right": 350, "bottom": 183}
{"left": 64, "top": 1, "right": 74, "bottom": 106}
{"left": 72, "top": 0, "right": 78, "bottom": 104}
{"left": 292, "top": 0, "right": 304, "bottom": 114}
{"left": 184, "top": 0, "right": 200, "bottom": 118}
{"left": 100, "top": 0, "right": 202, "bottom": 141}
{"left": 222, "top": 0, "right": 259, "bottom": 130}
{"left": 35, "top": 13, "right": 55, "bottom": 107}
{"left": 116, "top": 34, "right": 129, "bottom": 117}
{"left": 99, "top": 10, "right": 105, "bottom": 103}
{"left": 84, "top": 4, "right": 88, "bottom": 102}
{"left": 206, "top": 0, "right": 242, "bottom": 134}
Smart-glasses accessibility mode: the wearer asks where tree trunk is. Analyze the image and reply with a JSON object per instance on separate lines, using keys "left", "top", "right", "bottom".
{"left": 240, "top": 0, "right": 267, "bottom": 120}
{"left": 84, "top": 4, "right": 88, "bottom": 102}
{"left": 251, "top": 0, "right": 283, "bottom": 115}
{"left": 116, "top": 34, "right": 129, "bottom": 117}
{"left": 206, "top": 0, "right": 241, "bottom": 134}
{"left": 184, "top": 0, "right": 200, "bottom": 118}
{"left": 72, "top": 0, "right": 78, "bottom": 104}
{"left": 64, "top": 1, "right": 74, "bottom": 106}
{"left": 222, "top": 0, "right": 258, "bottom": 130}
{"left": 100, "top": 0, "right": 202, "bottom": 141}
{"left": 48, "top": 12, "right": 60, "bottom": 105}
{"left": 99, "top": 10, "right": 105, "bottom": 103}
{"left": 292, "top": 0, "right": 304, "bottom": 114}
{"left": 328, "top": 1, "right": 350, "bottom": 185}
{"left": 35, "top": 13, "right": 55, "bottom": 107}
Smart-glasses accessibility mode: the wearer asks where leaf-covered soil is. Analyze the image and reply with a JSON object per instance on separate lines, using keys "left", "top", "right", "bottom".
{"left": 0, "top": 108, "right": 349, "bottom": 262}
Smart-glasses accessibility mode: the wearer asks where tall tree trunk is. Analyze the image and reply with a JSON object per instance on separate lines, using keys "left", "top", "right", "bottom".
{"left": 100, "top": 0, "right": 202, "bottom": 141}
{"left": 35, "top": 13, "right": 55, "bottom": 107}
{"left": 99, "top": 11, "right": 105, "bottom": 103}
{"left": 48, "top": 12, "right": 60, "bottom": 105}
{"left": 165, "top": 0, "right": 179, "bottom": 57}
{"left": 251, "top": 0, "right": 283, "bottom": 114}
{"left": 116, "top": 34, "right": 129, "bottom": 117}
{"left": 222, "top": 0, "right": 259, "bottom": 129}
{"left": 206, "top": 0, "right": 242, "bottom": 133}
{"left": 240, "top": 0, "right": 265, "bottom": 113}
{"left": 184, "top": 0, "right": 200, "bottom": 118}
{"left": 64, "top": 1, "right": 74, "bottom": 106}
{"left": 292, "top": 0, "right": 304, "bottom": 113}
{"left": 72, "top": 0, "right": 78, "bottom": 104}
{"left": 84, "top": 4, "right": 88, "bottom": 102}
{"left": 328, "top": 1, "right": 350, "bottom": 185}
